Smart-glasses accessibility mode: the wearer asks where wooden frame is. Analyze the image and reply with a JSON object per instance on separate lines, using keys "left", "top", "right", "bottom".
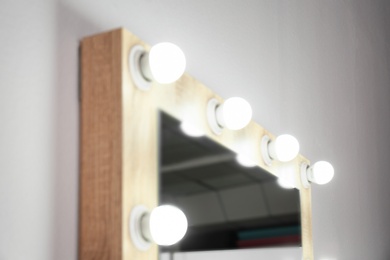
{"left": 80, "top": 28, "right": 313, "bottom": 260}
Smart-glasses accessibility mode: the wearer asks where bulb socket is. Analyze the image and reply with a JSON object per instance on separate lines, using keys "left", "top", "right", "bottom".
{"left": 300, "top": 163, "right": 311, "bottom": 189}
{"left": 267, "top": 140, "right": 277, "bottom": 160}
{"left": 129, "top": 205, "right": 152, "bottom": 251}
{"left": 129, "top": 45, "right": 152, "bottom": 91}
{"left": 215, "top": 103, "right": 226, "bottom": 128}
{"left": 139, "top": 52, "right": 153, "bottom": 81}
{"left": 207, "top": 98, "right": 223, "bottom": 135}
{"left": 261, "top": 135, "right": 273, "bottom": 166}
{"left": 140, "top": 212, "right": 153, "bottom": 242}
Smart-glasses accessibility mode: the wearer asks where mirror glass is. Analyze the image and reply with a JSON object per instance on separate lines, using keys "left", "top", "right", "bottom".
{"left": 159, "top": 112, "right": 301, "bottom": 253}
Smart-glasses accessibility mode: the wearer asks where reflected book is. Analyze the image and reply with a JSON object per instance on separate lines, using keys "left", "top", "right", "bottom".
{"left": 237, "top": 226, "right": 301, "bottom": 248}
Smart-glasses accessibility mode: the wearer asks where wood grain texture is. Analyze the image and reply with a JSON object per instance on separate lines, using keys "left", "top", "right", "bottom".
{"left": 80, "top": 29, "right": 123, "bottom": 260}
{"left": 121, "top": 30, "right": 159, "bottom": 260}
{"left": 80, "top": 28, "right": 313, "bottom": 260}
{"left": 80, "top": 28, "right": 158, "bottom": 260}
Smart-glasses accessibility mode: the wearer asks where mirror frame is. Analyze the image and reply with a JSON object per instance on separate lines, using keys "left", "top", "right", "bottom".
{"left": 79, "top": 28, "right": 313, "bottom": 260}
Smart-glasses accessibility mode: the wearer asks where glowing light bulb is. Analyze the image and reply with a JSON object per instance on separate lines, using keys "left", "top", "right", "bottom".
{"left": 147, "top": 205, "right": 188, "bottom": 246}
{"left": 236, "top": 154, "right": 257, "bottom": 167}
{"left": 268, "top": 134, "right": 300, "bottom": 162}
{"left": 141, "top": 42, "right": 186, "bottom": 84}
{"left": 216, "top": 97, "right": 252, "bottom": 130}
{"left": 180, "top": 121, "right": 204, "bottom": 137}
{"left": 308, "top": 161, "right": 334, "bottom": 185}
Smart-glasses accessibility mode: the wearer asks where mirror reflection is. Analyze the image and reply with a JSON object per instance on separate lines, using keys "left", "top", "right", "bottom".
{"left": 159, "top": 112, "right": 301, "bottom": 253}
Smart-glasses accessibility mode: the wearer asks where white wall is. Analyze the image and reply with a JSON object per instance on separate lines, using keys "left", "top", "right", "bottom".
{"left": 1, "top": 0, "right": 390, "bottom": 259}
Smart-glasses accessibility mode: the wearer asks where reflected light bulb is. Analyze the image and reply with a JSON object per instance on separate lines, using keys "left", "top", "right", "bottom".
{"left": 144, "top": 42, "right": 186, "bottom": 84}
{"left": 236, "top": 154, "right": 257, "bottom": 167}
{"left": 216, "top": 97, "right": 252, "bottom": 130}
{"left": 277, "top": 165, "right": 296, "bottom": 189}
{"left": 148, "top": 205, "right": 188, "bottom": 246}
{"left": 269, "top": 134, "right": 300, "bottom": 162}
{"left": 180, "top": 121, "right": 204, "bottom": 137}
{"left": 308, "top": 161, "right": 334, "bottom": 185}
{"left": 277, "top": 177, "right": 294, "bottom": 189}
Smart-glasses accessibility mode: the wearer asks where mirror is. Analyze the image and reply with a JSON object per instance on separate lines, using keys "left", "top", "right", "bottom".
{"left": 80, "top": 29, "right": 313, "bottom": 260}
{"left": 159, "top": 112, "right": 301, "bottom": 253}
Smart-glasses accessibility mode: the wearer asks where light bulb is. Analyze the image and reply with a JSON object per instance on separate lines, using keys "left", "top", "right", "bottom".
{"left": 308, "top": 161, "right": 334, "bottom": 185}
{"left": 215, "top": 97, "right": 252, "bottom": 130}
{"left": 180, "top": 121, "right": 204, "bottom": 137}
{"left": 268, "top": 134, "right": 300, "bottom": 162}
{"left": 236, "top": 154, "right": 257, "bottom": 167}
{"left": 147, "top": 205, "right": 188, "bottom": 246}
{"left": 141, "top": 42, "right": 186, "bottom": 84}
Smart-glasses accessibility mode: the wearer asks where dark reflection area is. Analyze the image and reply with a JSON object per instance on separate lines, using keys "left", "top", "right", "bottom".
{"left": 159, "top": 112, "right": 301, "bottom": 253}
